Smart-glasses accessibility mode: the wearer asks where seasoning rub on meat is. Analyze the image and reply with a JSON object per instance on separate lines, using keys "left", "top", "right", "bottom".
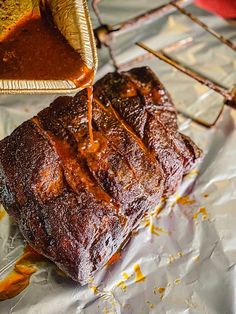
{"left": 0, "top": 67, "right": 202, "bottom": 284}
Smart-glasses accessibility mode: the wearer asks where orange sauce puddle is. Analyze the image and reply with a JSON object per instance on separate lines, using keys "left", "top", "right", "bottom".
{"left": 106, "top": 251, "right": 121, "bottom": 267}
{"left": 176, "top": 195, "right": 196, "bottom": 205}
{"left": 149, "top": 202, "right": 165, "bottom": 218}
{"left": 154, "top": 287, "right": 165, "bottom": 300}
{"left": 133, "top": 264, "right": 145, "bottom": 283}
{"left": 122, "top": 272, "right": 130, "bottom": 280}
{"left": 0, "top": 245, "right": 45, "bottom": 301}
{"left": 193, "top": 207, "right": 208, "bottom": 221}
{"left": 89, "top": 284, "right": 99, "bottom": 295}
{"left": 185, "top": 169, "right": 199, "bottom": 178}
{"left": 0, "top": 207, "right": 6, "bottom": 220}
{"left": 115, "top": 272, "right": 131, "bottom": 292}
{"left": 143, "top": 210, "right": 169, "bottom": 237}
{"left": 116, "top": 279, "right": 127, "bottom": 291}
{"left": 115, "top": 265, "right": 146, "bottom": 293}
{"left": 143, "top": 219, "right": 168, "bottom": 237}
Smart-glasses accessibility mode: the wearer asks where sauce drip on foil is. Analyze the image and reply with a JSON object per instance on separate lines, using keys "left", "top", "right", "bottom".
{"left": 0, "top": 207, "right": 6, "bottom": 220}
{"left": 133, "top": 263, "right": 146, "bottom": 283}
{"left": 106, "top": 251, "right": 121, "bottom": 267}
{"left": 193, "top": 207, "right": 208, "bottom": 221}
{"left": 176, "top": 195, "right": 196, "bottom": 205}
{"left": 0, "top": 245, "right": 45, "bottom": 301}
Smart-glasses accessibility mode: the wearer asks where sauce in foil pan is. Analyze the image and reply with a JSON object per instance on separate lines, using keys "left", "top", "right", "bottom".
{"left": 0, "top": 0, "right": 97, "bottom": 93}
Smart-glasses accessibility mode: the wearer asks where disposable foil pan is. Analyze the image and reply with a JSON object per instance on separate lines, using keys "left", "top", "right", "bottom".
{"left": 0, "top": 0, "right": 98, "bottom": 94}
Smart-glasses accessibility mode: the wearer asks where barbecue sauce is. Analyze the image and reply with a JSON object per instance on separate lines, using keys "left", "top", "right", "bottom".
{"left": 0, "top": 207, "right": 6, "bottom": 220}
{"left": 133, "top": 263, "right": 146, "bottom": 283}
{"left": 0, "top": 245, "right": 45, "bottom": 301}
{"left": 87, "top": 86, "right": 95, "bottom": 148}
{"left": 0, "top": 14, "right": 93, "bottom": 85}
{"left": 106, "top": 251, "right": 121, "bottom": 267}
{"left": 0, "top": 10, "right": 95, "bottom": 146}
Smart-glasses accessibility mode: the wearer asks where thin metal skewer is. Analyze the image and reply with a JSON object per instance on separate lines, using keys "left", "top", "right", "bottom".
{"left": 136, "top": 42, "right": 233, "bottom": 102}
{"left": 170, "top": 1, "right": 236, "bottom": 52}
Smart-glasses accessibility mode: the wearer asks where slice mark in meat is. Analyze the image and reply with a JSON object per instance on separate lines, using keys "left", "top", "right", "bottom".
{"left": 65, "top": 126, "right": 121, "bottom": 210}
{"left": 94, "top": 97, "right": 147, "bottom": 152}
{"left": 31, "top": 117, "right": 114, "bottom": 206}
{"left": 31, "top": 119, "right": 125, "bottom": 268}
{"left": 91, "top": 101, "right": 139, "bottom": 179}
{"left": 93, "top": 96, "right": 165, "bottom": 198}
{"left": 123, "top": 72, "right": 187, "bottom": 167}
{"left": 93, "top": 97, "right": 158, "bottom": 167}
{"left": 124, "top": 72, "right": 197, "bottom": 169}
{"left": 92, "top": 100, "right": 161, "bottom": 199}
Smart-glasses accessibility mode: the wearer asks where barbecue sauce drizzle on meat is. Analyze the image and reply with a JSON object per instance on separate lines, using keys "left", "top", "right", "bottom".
{"left": 0, "top": 6, "right": 96, "bottom": 147}
{"left": 87, "top": 86, "right": 95, "bottom": 148}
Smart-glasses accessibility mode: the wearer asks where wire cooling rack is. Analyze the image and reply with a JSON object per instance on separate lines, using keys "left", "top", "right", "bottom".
{"left": 92, "top": 0, "right": 236, "bottom": 127}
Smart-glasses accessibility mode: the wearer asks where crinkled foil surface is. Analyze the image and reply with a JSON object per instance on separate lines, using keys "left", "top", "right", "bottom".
{"left": 1, "top": 1, "right": 236, "bottom": 313}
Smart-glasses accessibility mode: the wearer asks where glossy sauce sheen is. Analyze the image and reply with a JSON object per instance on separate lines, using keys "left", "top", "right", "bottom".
{"left": 0, "top": 246, "right": 45, "bottom": 301}
{"left": 0, "top": 13, "right": 95, "bottom": 144}
{"left": 0, "top": 14, "right": 93, "bottom": 85}
{"left": 87, "top": 86, "right": 94, "bottom": 147}
{"left": 0, "top": 207, "right": 6, "bottom": 220}
{"left": 105, "top": 251, "right": 121, "bottom": 267}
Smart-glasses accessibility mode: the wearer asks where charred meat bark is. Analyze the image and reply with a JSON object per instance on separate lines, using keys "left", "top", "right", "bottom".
{"left": 0, "top": 67, "right": 202, "bottom": 284}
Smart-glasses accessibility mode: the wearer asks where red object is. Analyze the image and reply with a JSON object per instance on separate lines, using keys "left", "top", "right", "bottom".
{"left": 195, "top": 0, "right": 236, "bottom": 18}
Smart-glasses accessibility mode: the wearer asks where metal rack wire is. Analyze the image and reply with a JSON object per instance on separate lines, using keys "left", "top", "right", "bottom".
{"left": 92, "top": 0, "right": 236, "bottom": 127}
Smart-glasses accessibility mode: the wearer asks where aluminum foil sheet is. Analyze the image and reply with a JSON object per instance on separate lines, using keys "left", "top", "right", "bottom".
{"left": 1, "top": 1, "right": 236, "bottom": 313}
